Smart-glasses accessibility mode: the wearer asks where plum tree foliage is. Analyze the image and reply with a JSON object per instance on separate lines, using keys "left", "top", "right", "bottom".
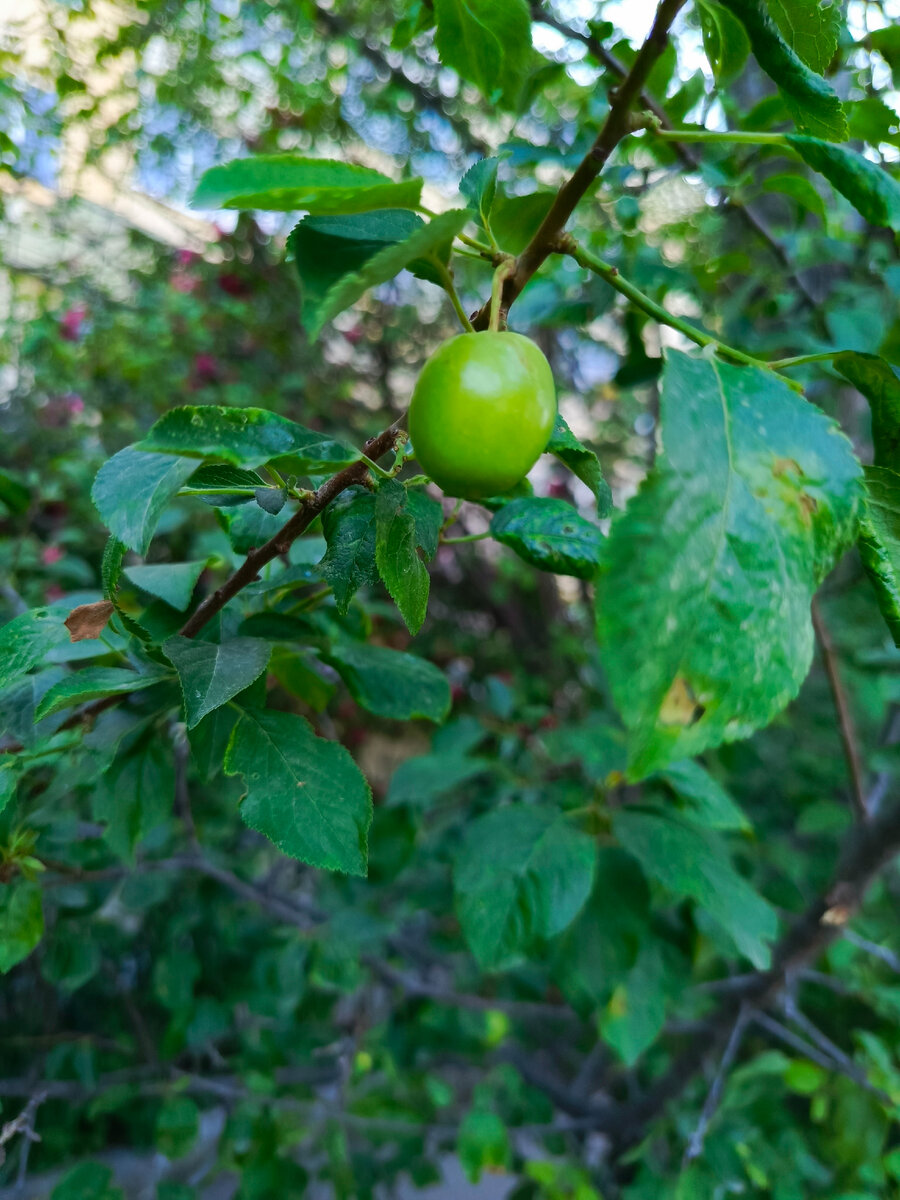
{"left": 3, "top": 0, "right": 900, "bottom": 1195}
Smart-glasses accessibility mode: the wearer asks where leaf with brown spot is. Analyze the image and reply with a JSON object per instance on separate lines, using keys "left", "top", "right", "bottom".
{"left": 597, "top": 351, "right": 862, "bottom": 778}
{"left": 65, "top": 601, "right": 115, "bottom": 643}
{"left": 658, "top": 677, "right": 705, "bottom": 727}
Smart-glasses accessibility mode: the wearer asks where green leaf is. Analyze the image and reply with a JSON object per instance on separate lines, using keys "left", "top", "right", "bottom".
{"left": 551, "top": 850, "right": 650, "bottom": 1014}
{"left": 657, "top": 759, "right": 751, "bottom": 831}
{"left": 41, "top": 933, "right": 101, "bottom": 992}
{"left": 767, "top": 0, "right": 841, "bottom": 74}
{"left": 254, "top": 486, "right": 287, "bottom": 515}
{"left": 546, "top": 414, "right": 613, "bottom": 518}
{"left": 189, "top": 674, "right": 267, "bottom": 781}
{"left": 454, "top": 805, "right": 596, "bottom": 970}
{"left": 0, "top": 880, "right": 43, "bottom": 974}
{"left": 324, "top": 641, "right": 451, "bottom": 722}
{"left": 319, "top": 486, "right": 379, "bottom": 614}
{"left": 721, "top": 0, "right": 847, "bottom": 139}
{"left": 0, "top": 668, "right": 67, "bottom": 749}
{"left": 0, "top": 762, "right": 16, "bottom": 816}
{"left": 392, "top": 0, "right": 435, "bottom": 48}
{"left": 306, "top": 208, "right": 470, "bottom": 339}
{"left": 0, "top": 607, "right": 70, "bottom": 691}
{"left": 433, "top": 0, "right": 533, "bottom": 108}
{"left": 288, "top": 210, "right": 433, "bottom": 334}
{"left": 270, "top": 648, "right": 335, "bottom": 712}
{"left": 123, "top": 561, "right": 208, "bottom": 611}
{"left": 491, "top": 497, "right": 604, "bottom": 579}
{"left": 786, "top": 136, "right": 900, "bottom": 230}
{"left": 155, "top": 1096, "right": 199, "bottom": 1159}
{"left": 0, "top": 468, "right": 29, "bottom": 514}
{"left": 597, "top": 351, "right": 861, "bottom": 778}
{"left": 490, "top": 191, "right": 555, "bottom": 254}
{"left": 405, "top": 488, "right": 444, "bottom": 561}
{"left": 92, "top": 447, "right": 198, "bottom": 556}
{"left": 102, "top": 536, "right": 127, "bottom": 598}
{"left": 157, "top": 1186, "right": 196, "bottom": 1200}
{"left": 459, "top": 155, "right": 504, "bottom": 229}
{"left": 760, "top": 171, "right": 827, "bottom": 221}
{"left": 858, "top": 466, "right": 900, "bottom": 646}
{"left": 182, "top": 463, "right": 264, "bottom": 506}
{"left": 387, "top": 752, "right": 492, "bottom": 806}
{"left": 458, "top": 1108, "right": 510, "bottom": 1183}
{"left": 218, "top": 503, "right": 291, "bottom": 555}
{"left": 698, "top": 0, "right": 752, "bottom": 84}
{"left": 871, "top": 25, "right": 900, "bottom": 87}
{"left": 192, "top": 155, "right": 422, "bottom": 213}
{"left": 51, "top": 1163, "right": 123, "bottom": 1200}
{"left": 375, "top": 479, "right": 430, "bottom": 635}
{"left": 835, "top": 352, "right": 900, "bottom": 470}
{"left": 93, "top": 741, "right": 175, "bottom": 861}
{"left": 613, "top": 806, "right": 778, "bottom": 967}
{"left": 139, "top": 406, "right": 358, "bottom": 473}
{"left": 600, "top": 944, "right": 667, "bottom": 1065}
{"left": 163, "top": 636, "right": 271, "bottom": 728}
{"left": 35, "top": 666, "right": 169, "bottom": 721}
{"left": 224, "top": 707, "right": 373, "bottom": 876}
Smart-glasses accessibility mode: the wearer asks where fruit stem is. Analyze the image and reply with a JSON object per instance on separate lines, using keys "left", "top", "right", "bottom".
{"left": 435, "top": 263, "right": 476, "bottom": 333}
{"left": 441, "top": 497, "right": 465, "bottom": 532}
{"left": 489, "top": 259, "right": 515, "bottom": 333}
{"left": 360, "top": 453, "right": 398, "bottom": 480}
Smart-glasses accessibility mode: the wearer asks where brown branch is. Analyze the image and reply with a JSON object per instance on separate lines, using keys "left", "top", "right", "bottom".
{"left": 178, "top": 425, "right": 402, "bottom": 638}
{"left": 364, "top": 955, "right": 581, "bottom": 1024}
{"left": 532, "top": 3, "right": 820, "bottom": 310}
{"left": 2, "top": 428, "right": 403, "bottom": 758}
{"left": 812, "top": 597, "right": 868, "bottom": 822}
{"left": 602, "top": 791, "right": 900, "bottom": 1152}
{"left": 471, "top": 0, "right": 689, "bottom": 329}
{"left": 0, "top": 1091, "right": 46, "bottom": 1168}
{"left": 43, "top": 852, "right": 325, "bottom": 926}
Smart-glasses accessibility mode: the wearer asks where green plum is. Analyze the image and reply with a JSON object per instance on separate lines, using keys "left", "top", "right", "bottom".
{"left": 408, "top": 331, "right": 557, "bottom": 499}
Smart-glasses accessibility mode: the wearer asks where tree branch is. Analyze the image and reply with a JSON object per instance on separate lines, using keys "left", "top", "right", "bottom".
{"left": 178, "top": 425, "right": 402, "bottom": 638}
{"left": 470, "top": 0, "right": 688, "bottom": 329}
{"left": 682, "top": 1004, "right": 749, "bottom": 1165}
{"left": 811, "top": 597, "right": 868, "bottom": 822}
{"left": 364, "top": 955, "right": 581, "bottom": 1024}
{"left": 599, "top": 792, "right": 900, "bottom": 1151}
{"left": 531, "top": 2, "right": 820, "bottom": 309}
{"left": 754, "top": 1009, "right": 891, "bottom": 1103}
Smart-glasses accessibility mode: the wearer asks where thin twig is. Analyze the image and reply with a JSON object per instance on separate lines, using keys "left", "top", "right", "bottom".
{"left": 683, "top": 1004, "right": 749, "bottom": 1165}
{"left": 842, "top": 928, "right": 900, "bottom": 974}
{"left": 865, "top": 702, "right": 900, "bottom": 817}
{"left": 753, "top": 1010, "right": 891, "bottom": 1104}
{"left": 364, "top": 956, "right": 580, "bottom": 1024}
{"left": 0, "top": 1090, "right": 47, "bottom": 1190}
{"left": 811, "top": 598, "right": 869, "bottom": 822}
{"left": 782, "top": 998, "right": 871, "bottom": 1089}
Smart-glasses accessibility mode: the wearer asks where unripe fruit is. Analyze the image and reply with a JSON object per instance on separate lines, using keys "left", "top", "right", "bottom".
{"left": 408, "top": 331, "right": 557, "bottom": 499}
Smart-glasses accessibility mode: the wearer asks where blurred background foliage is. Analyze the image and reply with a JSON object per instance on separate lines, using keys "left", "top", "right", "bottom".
{"left": 2, "top": 0, "right": 900, "bottom": 1197}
